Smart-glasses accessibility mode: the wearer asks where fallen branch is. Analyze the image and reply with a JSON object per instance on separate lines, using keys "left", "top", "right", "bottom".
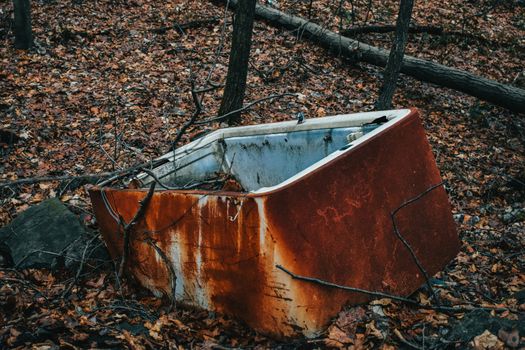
{"left": 341, "top": 25, "right": 524, "bottom": 49}
{"left": 61, "top": 234, "right": 99, "bottom": 298}
{"left": 144, "top": 237, "right": 177, "bottom": 310}
{"left": 194, "top": 93, "right": 297, "bottom": 125}
{"left": 276, "top": 264, "right": 514, "bottom": 314}
{"left": 214, "top": 0, "right": 525, "bottom": 113}
{"left": 342, "top": 24, "right": 444, "bottom": 36}
{"left": 276, "top": 264, "right": 420, "bottom": 304}
{"left": 150, "top": 17, "right": 220, "bottom": 34}
{"left": 390, "top": 182, "right": 444, "bottom": 304}
{"left": 0, "top": 157, "right": 170, "bottom": 189}
{"left": 118, "top": 182, "right": 156, "bottom": 278}
{"left": 0, "top": 173, "right": 115, "bottom": 188}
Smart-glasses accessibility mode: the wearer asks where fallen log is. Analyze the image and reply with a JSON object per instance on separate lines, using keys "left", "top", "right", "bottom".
{"left": 341, "top": 25, "right": 523, "bottom": 50}
{"left": 216, "top": 0, "right": 525, "bottom": 113}
{"left": 342, "top": 24, "right": 444, "bottom": 36}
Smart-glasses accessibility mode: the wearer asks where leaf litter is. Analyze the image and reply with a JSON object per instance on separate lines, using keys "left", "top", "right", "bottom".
{"left": 1, "top": 0, "right": 524, "bottom": 348}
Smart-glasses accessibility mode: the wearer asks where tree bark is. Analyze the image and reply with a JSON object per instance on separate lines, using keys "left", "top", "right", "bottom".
{"left": 376, "top": 0, "right": 415, "bottom": 110}
{"left": 218, "top": 0, "right": 257, "bottom": 125}
{"left": 13, "top": 0, "right": 32, "bottom": 49}
{"left": 215, "top": 0, "right": 525, "bottom": 113}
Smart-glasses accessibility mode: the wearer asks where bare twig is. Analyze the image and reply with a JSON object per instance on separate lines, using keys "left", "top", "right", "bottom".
{"left": 144, "top": 237, "right": 177, "bottom": 311}
{"left": 150, "top": 17, "right": 220, "bottom": 34}
{"left": 276, "top": 264, "right": 419, "bottom": 304}
{"left": 194, "top": 93, "right": 297, "bottom": 125}
{"left": 0, "top": 269, "right": 49, "bottom": 302}
{"left": 172, "top": 78, "right": 203, "bottom": 150}
{"left": 0, "top": 173, "right": 116, "bottom": 188}
{"left": 118, "top": 182, "right": 156, "bottom": 278}
{"left": 341, "top": 24, "right": 443, "bottom": 36}
{"left": 140, "top": 168, "right": 178, "bottom": 190}
{"left": 275, "top": 265, "right": 513, "bottom": 313}
{"left": 193, "top": 84, "right": 224, "bottom": 94}
{"left": 0, "top": 156, "right": 170, "bottom": 189}
{"left": 394, "top": 329, "right": 423, "bottom": 350}
{"left": 390, "top": 182, "right": 444, "bottom": 304}
{"left": 61, "top": 234, "right": 99, "bottom": 298}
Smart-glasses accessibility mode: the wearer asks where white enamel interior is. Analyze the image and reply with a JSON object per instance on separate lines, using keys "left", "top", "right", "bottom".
{"left": 138, "top": 109, "right": 411, "bottom": 193}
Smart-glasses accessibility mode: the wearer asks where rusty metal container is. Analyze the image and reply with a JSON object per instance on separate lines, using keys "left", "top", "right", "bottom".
{"left": 89, "top": 108, "right": 459, "bottom": 338}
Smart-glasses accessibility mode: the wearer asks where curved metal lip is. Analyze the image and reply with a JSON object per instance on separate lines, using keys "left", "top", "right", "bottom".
{"left": 90, "top": 108, "right": 416, "bottom": 198}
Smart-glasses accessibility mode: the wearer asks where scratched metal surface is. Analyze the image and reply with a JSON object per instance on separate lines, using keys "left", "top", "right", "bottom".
{"left": 88, "top": 110, "right": 460, "bottom": 338}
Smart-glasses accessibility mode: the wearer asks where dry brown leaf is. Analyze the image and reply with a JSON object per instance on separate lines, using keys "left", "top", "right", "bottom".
{"left": 472, "top": 330, "right": 505, "bottom": 350}
{"left": 327, "top": 325, "right": 354, "bottom": 346}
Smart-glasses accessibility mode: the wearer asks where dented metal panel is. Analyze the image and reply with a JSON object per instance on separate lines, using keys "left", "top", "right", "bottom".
{"left": 88, "top": 109, "right": 460, "bottom": 338}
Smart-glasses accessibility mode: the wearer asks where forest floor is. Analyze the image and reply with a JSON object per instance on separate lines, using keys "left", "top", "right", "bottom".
{"left": 0, "top": 0, "right": 524, "bottom": 348}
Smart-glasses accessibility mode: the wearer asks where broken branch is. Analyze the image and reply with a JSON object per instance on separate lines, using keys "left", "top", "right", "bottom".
{"left": 144, "top": 237, "right": 177, "bottom": 311}
{"left": 150, "top": 17, "right": 220, "bottom": 34}
{"left": 341, "top": 24, "right": 444, "bottom": 36}
{"left": 118, "top": 182, "right": 156, "bottom": 278}
{"left": 390, "top": 182, "right": 445, "bottom": 304}
{"left": 276, "top": 264, "right": 419, "bottom": 304}
{"left": 0, "top": 157, "right": 170, "bottom": 189}
{"left": 172, "top": 78, "right": 203, "bottom": 150}
{"left": 275, "top": 264, "right": 514, "bottom": 314}
{"left": 194, "top": 93, "right": 297, "bottom": 125}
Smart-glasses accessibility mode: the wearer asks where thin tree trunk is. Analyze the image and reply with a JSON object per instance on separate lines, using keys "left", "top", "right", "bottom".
{"left": 218, "top": 0, "right": 257, "bottom": 125}
{"left": 13, "top": 0, "right": 32, "bottom": 49}
{"left": 376, "top": 0, "right": 415, "bottom": 110}
{"left": 215, "top": 0, "right": 525, "bottom": 113}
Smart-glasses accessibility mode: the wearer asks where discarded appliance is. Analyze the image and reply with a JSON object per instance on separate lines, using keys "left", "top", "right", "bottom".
{"left": 89, "top": 108, "right": 459, "bottom": 338}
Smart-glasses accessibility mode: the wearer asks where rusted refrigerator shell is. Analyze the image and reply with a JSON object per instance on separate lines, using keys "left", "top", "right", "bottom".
{"left": 89, "top": 108, "right": 459, "bottom": 338}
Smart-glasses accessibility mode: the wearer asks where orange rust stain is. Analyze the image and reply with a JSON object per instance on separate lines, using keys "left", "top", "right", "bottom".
{"left": 91, "top": 189, "right": 296, "bottom": 337}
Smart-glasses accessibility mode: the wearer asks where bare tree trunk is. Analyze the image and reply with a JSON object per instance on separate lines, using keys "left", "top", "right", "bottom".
{"left": 215, "top": 0, "right": 525, "bottom": 113}
{"left": 376, "top": 0, "right": 415, "bottom": 110}
{"left": 13, "top": 0, "right": 32, "bottom": 49}
{"left": 218, "top": 0, "right": 257, "bottom": 125}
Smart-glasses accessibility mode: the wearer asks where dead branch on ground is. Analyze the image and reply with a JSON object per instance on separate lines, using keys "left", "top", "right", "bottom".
{"left": 0, "top": 157, "right": 170, "bottom": 189}
{"left": 341, "top": 24, "right": 444, "bottom": 36}
{"left": 150, "top": 17, "right": 221, "bottom": 35}
{"left": 275, "top": 265, "right": 514, "bottom": 314}
{"left": 61, "top": 234, "right": 100, "bottom": 298}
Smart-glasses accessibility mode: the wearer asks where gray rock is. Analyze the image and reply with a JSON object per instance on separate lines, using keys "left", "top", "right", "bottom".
{"left": 0, "top": 198, "right": 103, "bottom": 269}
